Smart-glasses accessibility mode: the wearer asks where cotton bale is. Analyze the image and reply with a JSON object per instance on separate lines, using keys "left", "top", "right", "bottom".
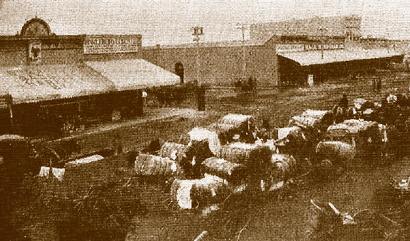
{"left": 64, "top": 154, "right": 105, "bottom": 168}
{"left": 188, "top": 127, "right": 221, "bottom": 155}
{"left": 135, "top": 154, "right": 180, "bottom": 176}
{"left": 302, "top": 109, "right": 331, "bottom": 119}
{"left": 38, "top": 166, "right": 65, "bottom": 182}
{"left": 315, "top": 141, "right": 356, "bottom": 165}
{"left": 291, "top": 109, "right": 334, "bottom": 131}
{"left": 218, "top": 114, "right": 255, "bottom": 132}
{"left": 328, "top": 119, "right": 384, "bottom": 162}
{"left": 191, "top": 174, "right": 230, "bottom": 208}
{"left": 350, "top": 120, "right": 380, "bottom": 141}
{"left": 277, "top": 126, "right": 303, "bottom": 140}
{"left": 201, "top": 157, "right": 247, "bottom": 185}
{"left": 353, "top": 98, "right": 368, "bottom": 110}
{"left": 267, "top": 154, "right": 297, "bottom": 191}
{"left": 210, "top": 118, "right": 257, "bottom": 144}
{"left": 170, "top": 175, "right": 230, "bottom": 209}
{"left": 159, "top": 142, "right": 188, "bottom": 161}
{"left": 290, "top": 115, "right": 320, "bottom": 129}
{"left": 302, "top": 109, "right": 334, "bottom": 125}
{"left": 218, "top": 142, "right": 257, "bottom": 164}
{"left": 275, "top": 127, "right": 312, "bottom": 157}
{"left": 270, "top": 154, "right": 297, "bottom": 178}
{"left": 160, "top": 141, "right": 212, "bottom": 179}
{"left": 327, "top": 119, "right": 380, "bottom": 142}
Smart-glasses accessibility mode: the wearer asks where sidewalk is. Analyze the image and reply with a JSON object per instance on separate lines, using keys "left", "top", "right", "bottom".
{"left": 46, "top": 108, "right": 209, "bottom": 153}
{"left": 50, "top": 107, "right": 208, "bottom": 144}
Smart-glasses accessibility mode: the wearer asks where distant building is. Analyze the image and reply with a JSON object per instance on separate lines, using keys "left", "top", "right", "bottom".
{"left": 143, "top": 15, "right": 395, "bottom": 89}
{"left": 275, "top": 35, "right": 403, "bottom": 86}
{"left": 142, "top": 29, "right": 402, "bottom": 89}
{"left": 250, "top": 15, "right": 362, "bottom": 43}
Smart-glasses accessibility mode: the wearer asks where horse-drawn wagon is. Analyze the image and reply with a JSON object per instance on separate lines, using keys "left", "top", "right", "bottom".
{"left": 325, "top": 119, "right": 383, "bottom": 163}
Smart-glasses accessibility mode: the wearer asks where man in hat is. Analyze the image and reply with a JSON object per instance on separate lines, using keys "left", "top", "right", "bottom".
{"left": 338, "top": 94, "right": 348, "bottom": 109}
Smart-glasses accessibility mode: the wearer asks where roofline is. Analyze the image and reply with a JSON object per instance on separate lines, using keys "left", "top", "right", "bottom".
{"left": 0, "top": 34, "right": 143, "bottom": 41}
{"left": 85, "top": 34, "right": 142, "bottom": 38}
{"left": 142, "top": 40, "right": 265, "bottom": 50}
{"left": 251, "top": 34, "right": 346, "bottom": 46}
{"left": 277, "top": 48, "right": 404, "bottom": 67}
{"left": 0, "top": 34, "right": 87, "bottom": 41}
{"left": 250, "top": 14, "right": 362, "bottom": 27}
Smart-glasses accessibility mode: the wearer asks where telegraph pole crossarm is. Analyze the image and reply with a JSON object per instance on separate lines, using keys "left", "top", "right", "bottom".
{"left": 192, "top": 26, "right": 204, "bottom": 84}
{"left": 236, "top": 23, "right": 248, "bottom": 80}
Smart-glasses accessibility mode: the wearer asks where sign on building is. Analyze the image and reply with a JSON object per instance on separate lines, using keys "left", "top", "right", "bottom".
{"left": 276, "top": 44, "right": 305, "bottom": 53}
{"left": 304, "top": 43, "right": 344, "bottom": 51}
{"left": 84, "top": 35, "right": 142, "bottom": 54}
{"left": 276, "top": 43, "right": 344, "bottom": 53}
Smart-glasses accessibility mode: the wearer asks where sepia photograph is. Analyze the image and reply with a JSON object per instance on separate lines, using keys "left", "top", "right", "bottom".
{"left": 1, "top": 0, "right": 410, "bottom": 240}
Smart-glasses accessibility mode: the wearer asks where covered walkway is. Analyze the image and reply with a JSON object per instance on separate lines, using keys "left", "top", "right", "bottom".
{"left": 278, "top": 48, "right": 404, "bottom": 86}
{"left": 85, "top": 59, "right": 181, "bottom": 91}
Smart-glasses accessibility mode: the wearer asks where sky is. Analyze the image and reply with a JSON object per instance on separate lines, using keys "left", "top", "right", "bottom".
{"left": 0, "top": 0, "right": 409, "bottom": 45}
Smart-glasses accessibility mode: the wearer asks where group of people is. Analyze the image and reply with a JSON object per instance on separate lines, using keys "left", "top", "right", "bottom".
{"left": 234, "top": 77, "right": 258, "bottom": 92}
{"left": 336, "top": 92, "right": 410, "bottom": 125}
{"left": 372, "top": 78, "right": 383, "bottom": 92}
{"left": 335, "top": 92, "right": 410, "bottom": 160}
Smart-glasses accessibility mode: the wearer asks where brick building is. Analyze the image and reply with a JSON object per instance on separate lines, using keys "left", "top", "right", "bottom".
{"left": 142, "top": 39, "right": 279, "bottom": 88}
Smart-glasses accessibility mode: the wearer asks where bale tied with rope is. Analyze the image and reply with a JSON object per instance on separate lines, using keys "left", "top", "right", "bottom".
{"left": 159, "top": 142, "right": 188, "bottom": 161}
{"left": 315, "top": 141, "right": 356, "bottom": 165}
{"left": 188, "top": 127, "right": 222, "bottom": 155}
{"left": 218, "top": 114, "right": 255, "bottom": 132}
{"left": 135, "top": 154, "right": 180, "bottom": 177}
{"left": 201, "top": 157, "right": 247, "bottom": 186}
{"left": 170, "top": 175, "right": 230, "bottom": 209}
{"left": 218, "top": 142, "right": 272, "bottom": 165}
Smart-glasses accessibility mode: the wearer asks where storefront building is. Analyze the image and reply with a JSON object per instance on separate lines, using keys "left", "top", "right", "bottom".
{"left": 0, "top": 18, "right": 180, "bottom": 136}
{"left": 273, "top": 35, "right": 404, "bottom": 86}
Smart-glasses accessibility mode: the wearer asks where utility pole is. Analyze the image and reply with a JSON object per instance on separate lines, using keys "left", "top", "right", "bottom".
{"left": 192, "top": 26, "right": 204, "bottom": 83}
{"left": 236, "top": 23, "right": 248, "bottom": 81}
{"left": 318, "top": 27, "right": 327, "bottom": 60}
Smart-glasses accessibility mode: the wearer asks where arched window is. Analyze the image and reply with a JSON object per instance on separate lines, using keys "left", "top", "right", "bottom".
{"left": 20, "top": 18, "right": 52, "bottom": 37}
{"left": 175, "top": 62, "right": 184, "bottom": 84}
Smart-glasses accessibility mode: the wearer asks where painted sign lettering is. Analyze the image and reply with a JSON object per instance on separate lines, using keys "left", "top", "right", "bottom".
{"left": 84, "top": 35, "right": 142, "bottom": 54}
{"left": 276, "top": 43, "right": 344, "bottom": 53}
